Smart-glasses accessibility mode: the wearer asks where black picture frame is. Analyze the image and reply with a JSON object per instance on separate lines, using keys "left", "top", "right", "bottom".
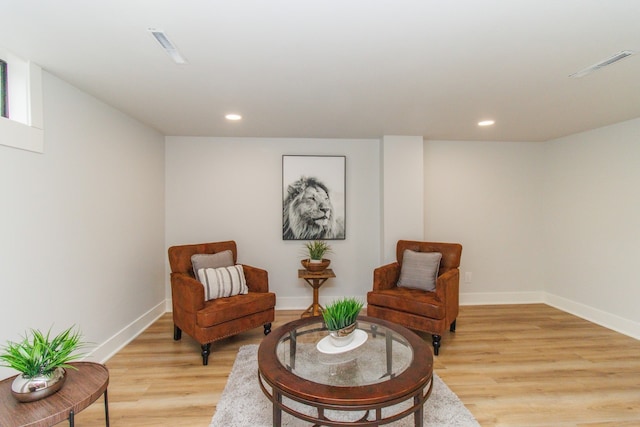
{"left": 282, "top": 155, "right": 346, "bottom": 240}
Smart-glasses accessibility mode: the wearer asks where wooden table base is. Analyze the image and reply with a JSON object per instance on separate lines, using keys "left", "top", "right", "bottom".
{"left": 298, "top": 269, "right": 335, "bottom": 318}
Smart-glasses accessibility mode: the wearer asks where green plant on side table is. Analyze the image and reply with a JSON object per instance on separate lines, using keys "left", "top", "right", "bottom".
{"left": 0, "top": 325, "right": 86, "bottom": 402}
{"left": 322, "top": 297, "right": 364, "bottom": 347}
{"left": 301, "top": 240, "right": 333, "bottom": 272}
{"left": 304, "top": 240, "right": 332, "bottom": 261}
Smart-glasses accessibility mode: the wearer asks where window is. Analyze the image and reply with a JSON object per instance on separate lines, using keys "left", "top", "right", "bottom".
{"left": 0, "top": 59, "right": 7, "bottom": 118}
{"left": 0, "top": 50, "right": 44, "bottom": 153}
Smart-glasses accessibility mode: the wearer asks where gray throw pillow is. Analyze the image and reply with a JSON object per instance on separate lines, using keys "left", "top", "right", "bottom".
{"left": 191, "top": 250, "right": 234, "bottom": 277}
{"left": 397, "top": 249, "right": 442, "bottom": 292}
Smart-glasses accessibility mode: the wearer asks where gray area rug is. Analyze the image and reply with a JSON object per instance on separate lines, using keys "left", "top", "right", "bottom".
{"left": 210, "top": 345, "right": 479, "bottom": 426}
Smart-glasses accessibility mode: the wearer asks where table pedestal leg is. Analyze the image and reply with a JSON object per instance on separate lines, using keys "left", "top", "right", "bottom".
{"left": 301, "top": 278, "right": 327, "bottom": 317}
{"left": 415, "top": 393, "right": 424, "bottom": 427}
{"left": 104, "top": 389, "right": 110, "bottom": 426}
{"left": 273, "top": 391, "right": 282, "bottom": 427}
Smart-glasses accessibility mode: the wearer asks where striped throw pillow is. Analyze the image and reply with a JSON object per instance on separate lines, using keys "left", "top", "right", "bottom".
{"left": 196, "top": 265, "right": 248, "bottom": 301}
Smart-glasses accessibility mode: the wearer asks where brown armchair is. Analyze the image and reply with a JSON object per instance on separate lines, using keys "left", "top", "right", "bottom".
{"left": 168, "top": 241, "right": 276, "bottom": 365}
{"left": 367, "top": 240, "right": 462, "bottom": 355}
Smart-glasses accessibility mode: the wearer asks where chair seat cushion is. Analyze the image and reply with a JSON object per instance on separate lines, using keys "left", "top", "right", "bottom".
{"left": 196, "top": 291, "right": 276, "bottom": 328}
{"left": 367, "top": 287, "right": 445, "bottom": 319}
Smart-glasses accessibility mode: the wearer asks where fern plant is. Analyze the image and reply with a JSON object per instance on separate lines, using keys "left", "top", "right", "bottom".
{"left": 322, "top": 297, "right": 364, "bottom": 331}
{"left": 0, "top": 326, "right": 85, "bottom": 378}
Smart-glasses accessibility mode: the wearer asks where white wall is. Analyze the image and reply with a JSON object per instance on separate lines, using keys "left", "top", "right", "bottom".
{"left": 381, "top": 136, "right": 424, "bottom": 264}
{"left": 423, "top": 140, "right": 546, "bottom": 303}
{"left": 423, "top": 126, "right": 640, "bottom": 339}
{"left": 543, "top": 118, "right": 640, "bottom": 336}
{"left": 165, "top": 137, "right": 380, "bottom": 308}
{"left": 0, "top": 72, "right": 166, "bottom": 379}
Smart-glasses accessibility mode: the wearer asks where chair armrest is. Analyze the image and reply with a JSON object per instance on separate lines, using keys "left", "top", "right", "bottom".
{"left": 242, "top": 264, "right": 269, "bottom": 293}
{"left": 435, "top": 268, "right": 459, "bottom": 297}
{"left": 435, "top": 268, "right": 460, "bottom": 319}
{"left": 372, "top": 262, "right": 401, "bottom": 290}
{"left": 171, "top": 272, "right": 205, "bottom": 311}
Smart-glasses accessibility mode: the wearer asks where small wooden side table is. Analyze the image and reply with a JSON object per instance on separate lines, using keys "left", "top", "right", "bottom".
{"left": 298, "top": 268, "right": 335, "bottom": 318}
{"left": 0, "top": 362, "right": 110, "bottom": 427}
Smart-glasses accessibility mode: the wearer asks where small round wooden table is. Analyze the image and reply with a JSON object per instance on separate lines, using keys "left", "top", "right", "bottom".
{"left": 0, "top": 362, "right": 109, "bottom": 427}
{"left": 258, "top": 315, "right": 433, "bottom": 426}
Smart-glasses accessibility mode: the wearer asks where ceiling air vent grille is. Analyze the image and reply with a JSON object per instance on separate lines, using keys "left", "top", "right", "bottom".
{"left": 570, "top": 50, "right": 635, "bottom": 78}
{"left": 148, "top": 28, "right": 187, "bottom": 64}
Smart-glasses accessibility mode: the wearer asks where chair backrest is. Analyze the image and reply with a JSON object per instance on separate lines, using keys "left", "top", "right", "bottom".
{"left": 396, "top": 240, "right": 462, "bottom": 276}
{"left": 168, "top": 241, "right": 238, "bottom": 277}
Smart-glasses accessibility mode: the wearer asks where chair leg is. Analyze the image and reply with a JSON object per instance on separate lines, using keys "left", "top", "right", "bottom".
{"left": 432, "top": 334, "right": 441, "bottom": 356}
{"left": 264, "top": 323, "right": 272, "bottom": 335}
{"left": 201, "top": 343, "right": 211, "bottom": 366}
{"left": 173, "top": 325, "right": 182, "bottom": 341}
{"left": 450, "top": 319, "right": 457, "bottom": 333}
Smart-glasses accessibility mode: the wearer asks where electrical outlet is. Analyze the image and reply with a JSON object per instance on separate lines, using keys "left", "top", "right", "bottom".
{"left": 464, "top": 272, "right": 472, "bottom": 283}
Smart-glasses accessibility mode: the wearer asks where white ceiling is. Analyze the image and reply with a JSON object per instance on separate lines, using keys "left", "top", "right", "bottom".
{"left": 2, "top": 0, "right": 639, "bottom": 141}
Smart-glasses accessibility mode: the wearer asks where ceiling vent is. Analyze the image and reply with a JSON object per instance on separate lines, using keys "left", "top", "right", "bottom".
{"left": 148, "top": 28, "right": 187, "bottom": 64}
{"left": 569, "top": 50, "right": 635, "bottom": 78}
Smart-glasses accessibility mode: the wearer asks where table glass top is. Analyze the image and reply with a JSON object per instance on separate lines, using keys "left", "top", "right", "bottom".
{"left": 276, "top": 318, "right": 413, "bottom": 387}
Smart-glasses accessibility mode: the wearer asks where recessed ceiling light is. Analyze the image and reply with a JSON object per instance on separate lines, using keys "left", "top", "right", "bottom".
{"left": 478, "top": 120, "right": 495, "bottom": 126}
{"left": 225, "top": 114, "right": 242, "bottom": 121}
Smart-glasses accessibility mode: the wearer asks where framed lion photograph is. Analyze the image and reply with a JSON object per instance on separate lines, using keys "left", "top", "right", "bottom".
{"left": 282, "top": 155, "right": 346, "bottom": 240}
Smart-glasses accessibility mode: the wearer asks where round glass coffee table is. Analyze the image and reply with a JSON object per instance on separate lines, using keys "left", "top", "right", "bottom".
{"left": 258, "top": 315, "right": 433, "bottom": 426}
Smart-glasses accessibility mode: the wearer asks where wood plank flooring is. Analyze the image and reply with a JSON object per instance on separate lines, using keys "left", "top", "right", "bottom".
{"left": 64, "top": 304, "right": 640, "bottom": 426}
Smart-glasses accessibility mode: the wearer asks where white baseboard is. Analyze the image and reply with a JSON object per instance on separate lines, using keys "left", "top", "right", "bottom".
{"left": 84, "top": 301, "right": 166, "bottom": 363}
{"left": 459, "top": 291, "right": 544, "bottom": 305}
{"left": 544, "top": 293, "right": 640, "bottom": 340}
{"left": 460, "top": 290, "right": 640, "bottom": 341}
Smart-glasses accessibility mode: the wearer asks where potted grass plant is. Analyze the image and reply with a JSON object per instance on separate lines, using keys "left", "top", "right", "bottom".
{"left": 0, "top": 326, "right": 85, "bottom": 402}
{"left": 301, "top": 240, "right": 332, "bottom": 272}
{"left": 322, "top": 297, "right": 364, "bottom": 347}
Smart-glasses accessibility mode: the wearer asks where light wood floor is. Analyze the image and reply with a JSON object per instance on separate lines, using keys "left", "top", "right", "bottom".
{"left": 67, "top": 304, "right": 640, "bottom": 426}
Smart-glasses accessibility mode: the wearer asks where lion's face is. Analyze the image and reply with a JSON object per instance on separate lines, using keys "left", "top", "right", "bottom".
{"left": 283, "top": 177, "right": 341, "bottom": 240}
{"left": 293, "top": 185, "right": 333, "bottom": 228}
